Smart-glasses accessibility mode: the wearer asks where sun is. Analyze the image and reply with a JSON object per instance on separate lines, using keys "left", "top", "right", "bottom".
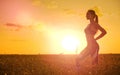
{"left": 61, "top": 35, "right": 79, "bottom": 52}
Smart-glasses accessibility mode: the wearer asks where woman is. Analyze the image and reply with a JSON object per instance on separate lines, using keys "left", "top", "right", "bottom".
{"left": 76, "top": 10, "right": 107, "bottom": 65}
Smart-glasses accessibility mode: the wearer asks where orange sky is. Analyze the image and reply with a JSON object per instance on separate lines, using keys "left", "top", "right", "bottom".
{"left": 0, "top": 0, "right": 120, "bottom": 54}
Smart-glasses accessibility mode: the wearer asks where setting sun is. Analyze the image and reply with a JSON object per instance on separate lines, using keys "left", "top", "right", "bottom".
{"left": 61, "top": 35, "right": 79, "bottom": 52}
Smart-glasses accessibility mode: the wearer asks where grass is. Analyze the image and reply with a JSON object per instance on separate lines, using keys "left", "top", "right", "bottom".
{"left": 0, "top": 54, "right": 120, "bottom": 75}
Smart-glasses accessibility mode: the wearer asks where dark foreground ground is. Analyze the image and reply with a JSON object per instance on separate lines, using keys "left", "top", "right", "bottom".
{"left": 0, "top": 54, "right": 120, "bottom": 75}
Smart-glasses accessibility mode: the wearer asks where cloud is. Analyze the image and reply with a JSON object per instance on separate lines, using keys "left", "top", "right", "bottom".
{"left": 10, "top": 39, "right": 26, "bottom": 42}
{"left": 31, "top": 0, "right": 58, "bottom": 9}
{"left": 28, "top": 23, "right": 47, "bottom": 32}
{"left": 91, "top": 6, "right": 103, "bottom": 17}
{"left": 5, "top": 23, "right": 23, "bottom": 31}
{"left": 63, "top": 9, "right": 76, "bottom": 15}
{"left": 5, "top": 22, "right": 47, "bottom": 32}
{"left": 45, "top": 0, "right": 58, "bottom": 9}
{"left": 31, "top": 0, "right": 41, "bottom": 6}
{"left": 6, "top": 23, "right": 22, "bottom": 28}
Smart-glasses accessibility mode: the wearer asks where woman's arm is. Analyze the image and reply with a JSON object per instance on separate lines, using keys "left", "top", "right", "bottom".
{"left": 95, "top": 24, "right": 107, "bottom": 40}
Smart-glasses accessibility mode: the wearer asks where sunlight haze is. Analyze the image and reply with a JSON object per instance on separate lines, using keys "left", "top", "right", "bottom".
{"left": 0, "top": 0, "right": 120, "bottom": 54}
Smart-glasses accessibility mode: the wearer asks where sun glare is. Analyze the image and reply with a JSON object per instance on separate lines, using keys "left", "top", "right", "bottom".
{"left": 61, "top": 35, "right": 79, "bottom": 52}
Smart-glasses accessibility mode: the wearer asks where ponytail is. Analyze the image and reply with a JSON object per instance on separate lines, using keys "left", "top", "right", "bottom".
{"left": 95, "top": 15, "right": 98, "bottom": 23}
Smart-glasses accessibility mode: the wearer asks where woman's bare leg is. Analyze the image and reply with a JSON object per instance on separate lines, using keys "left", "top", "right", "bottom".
{"left": 76, "top": 47, "right": 90, "bottom": 66}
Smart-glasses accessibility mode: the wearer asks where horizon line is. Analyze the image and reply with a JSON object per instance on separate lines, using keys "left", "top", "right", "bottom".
{"left": 0, "top": 53, "right": 120, "bottom": 55}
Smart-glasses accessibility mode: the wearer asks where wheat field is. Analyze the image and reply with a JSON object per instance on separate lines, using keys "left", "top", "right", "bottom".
{"left": 0, "top": 54, "right": 120, "bottom": 75}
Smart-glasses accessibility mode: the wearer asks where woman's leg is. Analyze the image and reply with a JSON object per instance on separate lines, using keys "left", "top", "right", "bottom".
{"left": 76, "top": 47, "right": 90, "bottom": 66}
{"left": 91, "top": 45, "right": 99, "bottom": 65}
{"left": 76, "top": 46, "right": 91, "bottom": 75}
{"left": 78, "top": 47, "right": 90, "bottom": 60}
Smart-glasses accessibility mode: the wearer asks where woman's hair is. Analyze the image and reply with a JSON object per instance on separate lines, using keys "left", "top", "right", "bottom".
{"left": 88, "top": 10, "right": 98, "bottom": 23}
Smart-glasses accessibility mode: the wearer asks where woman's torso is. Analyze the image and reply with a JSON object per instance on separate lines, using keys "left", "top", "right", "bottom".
{"left": 84, "top": 23, "right": 98, "bottom": 46}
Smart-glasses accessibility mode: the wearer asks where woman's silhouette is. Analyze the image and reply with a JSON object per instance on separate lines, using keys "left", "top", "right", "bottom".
{"left": 76, "top": 10, "right": 107, "bottom": 65}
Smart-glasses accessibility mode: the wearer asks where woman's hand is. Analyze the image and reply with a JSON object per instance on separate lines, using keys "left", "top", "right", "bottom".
{"left": 95, "top": 24, "right": 107, "bottom": 40}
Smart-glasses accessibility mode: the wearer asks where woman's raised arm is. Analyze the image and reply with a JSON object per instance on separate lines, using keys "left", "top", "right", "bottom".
{"left": 95, "top": 24, "right": 107, "bottom": 40}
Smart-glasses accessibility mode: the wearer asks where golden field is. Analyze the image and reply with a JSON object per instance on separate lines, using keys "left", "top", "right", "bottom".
{"left": 0, "top": 54, "right": 120, "bottom": 75}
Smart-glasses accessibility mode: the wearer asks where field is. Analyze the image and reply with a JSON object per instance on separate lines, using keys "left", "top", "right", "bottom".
{"left": 0, "top": 54, "right": 120, "bottom": 75}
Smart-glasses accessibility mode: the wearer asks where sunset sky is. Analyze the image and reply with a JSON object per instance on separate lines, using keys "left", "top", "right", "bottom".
{"left": 0, "top": 0, "right": 120, "bottom": 54}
